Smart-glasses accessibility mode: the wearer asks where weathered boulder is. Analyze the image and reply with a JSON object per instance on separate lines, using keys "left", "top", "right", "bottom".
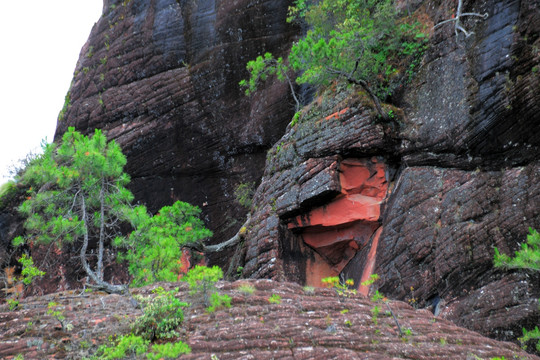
{"left": 0, "top": 280, "right": 538, "bottom": 359}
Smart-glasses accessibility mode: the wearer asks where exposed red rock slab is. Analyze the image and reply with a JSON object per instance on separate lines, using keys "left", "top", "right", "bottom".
{"left": 301, "top": 221, "right": 379, "bottom": 249}
{"left": 305, "top": 251, "right": 340, "bottom": 287}
{"left": 358, "top": 226, "right": 383, "bottom": 296}
{"left": 340, "top": 158, "right": 388, "bottom": 198}
{"left": 290, "top": 194, "right": 382, "bottom": 228}
{"left": 286, "top": 158, "right": 389, "bottom": 289}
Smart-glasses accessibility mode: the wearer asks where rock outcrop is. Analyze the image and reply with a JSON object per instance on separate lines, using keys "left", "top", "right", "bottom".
{"left": 1, "top": 280, "right": 538, "bottom": 359}
{"left": 55, "top": 0, "right": 299, "bottom": 250}
{"left": 1, "top": 0, "right": 538, "bottom": 354}
{"left": 232, "top": 0, "right": 539, "bottom": 350}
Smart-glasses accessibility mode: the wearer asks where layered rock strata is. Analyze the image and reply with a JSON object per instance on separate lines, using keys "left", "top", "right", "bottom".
{"left": 55, "top": 0, "right": 299, "bottom": 249}
{"left": 1, "top": 280, "right": 538, "bottom": 360}
{"left": 236, "top": 0, "right": 539, "bottom": 349}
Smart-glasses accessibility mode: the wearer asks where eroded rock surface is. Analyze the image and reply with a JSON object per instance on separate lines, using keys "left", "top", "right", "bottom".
{"left": 1, "top": 280, "right": 537, "bottom": 360}
{"left": 234, "top": 0, "right": 539, "bottom": 350}
{"left": 55, "top": 0, "right": 299, "bottom": 249}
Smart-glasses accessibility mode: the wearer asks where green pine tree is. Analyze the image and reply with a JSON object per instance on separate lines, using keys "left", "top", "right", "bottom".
{"left": 13, "top": 127, "right": 211, "bottom": 292}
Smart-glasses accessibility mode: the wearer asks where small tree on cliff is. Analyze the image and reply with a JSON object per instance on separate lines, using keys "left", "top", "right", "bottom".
{"left": 13, "top": 128, "right": 211, "bottom": 293}
{"left": 494, "top": 228, "right": 540, "bottom": 352}
{"left": 240, "top": 0, "right": 428, "bottom": 120}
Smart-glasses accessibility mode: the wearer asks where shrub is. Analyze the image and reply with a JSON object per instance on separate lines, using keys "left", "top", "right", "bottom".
{"left": 147, "top": 341, "right": 191, "bottom": 360}
{"left": 322, "top": 276, "right": 357, "bottom": 299}
{"left": 182, "top": 265, "right": 224, "bottom": 306}
{"left": 118, "top": 202, "right": 212, "bottom": 287}
{"left": 494, "top": 228, "right": 540, "bottom": 352}
{"left": 237, "top": 283, "right": 256, "bottom": 295}
{"left": 132, "top": 287, "right": 187, "bottom": 341}
{"left": 240, "top": 0, "right": 428, "bottom": 119}
{"left": 18, "top": 254, "right": 45, "bottom": 286}
{"left": 268, "top": 293, "right": 282, "bottom": 304}
{"left": 234, "top": 182, "right": 255, "bottom": 209}
{"left": 494, "top": 228, "right": 540, "bottom": 271}
{"left": 96, "top": 334, "right": 149, "bottom": 360}
{"left": 207, "top": 292, "right": 232, "bottom": 313}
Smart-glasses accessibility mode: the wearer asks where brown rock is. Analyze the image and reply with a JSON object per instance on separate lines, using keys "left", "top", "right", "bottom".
{"left": 0, "top": 280, "right": 538, "bottom": 359}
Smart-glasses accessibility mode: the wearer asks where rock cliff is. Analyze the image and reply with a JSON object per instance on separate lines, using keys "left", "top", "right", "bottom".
{"left": 54, "top": 0, "right": 299, "bottom": 250}
{"left": 229, "top": 0, "right": 540, "bottom": 350}
{"left": 0, "top": 0, "right": 538, "bottom": 354}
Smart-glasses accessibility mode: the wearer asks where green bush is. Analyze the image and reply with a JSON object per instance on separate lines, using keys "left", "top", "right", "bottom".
{"left": 182, "top": 265, "right": 224, "bottom": 306}
{"left": 494, "top": 228, "right": 540, "bottom": 352}
{"left": 494, "top": 228, "right": 540, "bottom": 271}
{"left": 268, "top": 293, "right": 282, "bottom": 304}
{"left": 96, "top": 334, "right": 149, "bottom": 359}
{"left": 18, "top": 253, "right": 45, "bottom": 286}
{"left": 520, "top": 326, "right": 540, "bottom": 352}
{"left": 237, "top": 283, "right": 256, "bottom": 295}
{"left": 322, "top": 276, "right": 357, "bottom": 299}
{"left": 207, "top": 292, "right": 232, "bottom": 313}
{"left": 117, "top": 201, "right": 212, "bottom": 287}
{"left": 132, "top": 287, "right": 187, "bottom": 341}
{"left": 147, "top": 341, "right": 191, "bottom": 360}
{"left": 0, "top": 181, "right": 17, "bottom": 208}
{"left": 234, "top": 182, "right": 255, "bottom": 209}
{"left": 240, "top": 0, "right": 428, "bottom": 118}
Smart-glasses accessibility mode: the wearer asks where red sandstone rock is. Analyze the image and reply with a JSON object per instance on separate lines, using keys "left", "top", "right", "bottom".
{"left": 0, "top": 280, "right": 538, "bottom": 360}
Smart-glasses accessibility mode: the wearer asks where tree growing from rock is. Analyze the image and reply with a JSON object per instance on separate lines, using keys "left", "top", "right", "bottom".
{"left": 494, "top": 228, "right": 540, "bottom": 352}
{"left": 13, "top": 128, "right": 211, "bottom": 293}
{"left": 240, "top": 0, "right": 428, "bottom": 121}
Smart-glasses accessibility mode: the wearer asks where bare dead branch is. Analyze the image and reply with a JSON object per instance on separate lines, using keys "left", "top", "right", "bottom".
{"left": 433, "top": 0, "right": 488, "bottom": 39}
{"left": 183, "top": 215, "right": 251, "bottom": 254}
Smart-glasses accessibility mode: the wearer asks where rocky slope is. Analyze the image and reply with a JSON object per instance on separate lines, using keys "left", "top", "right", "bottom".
{"left": 0, "top": 0, "right": 538, "bottom": 355}
{"left": 1, "top": 280, "right": 538, "bottom": 360}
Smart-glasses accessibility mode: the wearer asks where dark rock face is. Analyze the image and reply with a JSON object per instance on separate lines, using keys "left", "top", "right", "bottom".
{"left": 1, "top": 0, "right": 536, "bottom": 353}
{"left": 234, "top": 0, "right": 540, "bottom": 350}
{"left": 55, "top": 0, "right": 299, "bottom": 249}
{"left": 1, "top": 280, "right": 538, "bottom": 359}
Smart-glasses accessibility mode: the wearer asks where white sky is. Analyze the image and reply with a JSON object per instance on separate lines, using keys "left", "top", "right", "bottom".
{"left": 0, "top": 1, "right": 103, "bottom": 181}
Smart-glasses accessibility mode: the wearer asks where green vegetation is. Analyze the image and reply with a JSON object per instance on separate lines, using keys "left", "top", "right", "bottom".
{"left": 57, "top": 90, "right": 71, "bottom": 121}
{"left": 0, "top": 180, "right": 17, "bottom": 208}
{"left": 13, "top": 128, "right": 211, "bottom": 293}
{"left": 92, "top": 286, "right": 191, "bottom": 359}
{"left": 237, "top": 283, "right": 256, "bottom": 295}
{"left": 268, "top": 293, "right": 282, "bottom": 304}
{"left": 322, "top": 276, "right": 357, "bottom": 299}
{"left": 494, "top": 228, "right": 540, "bottom": 271}
{"left": 47, "top": 301, "right": 72, "bottom": 331}
{"left": 86, "top": 45, "right": 94, "bottom": 58}
{"left": 234, "top": 182, "right": 255, "bottom": 209}
{"left": 118, "top": 202, "right": 212, "bottom": 287}
{"left": 181, "top": 265, "right": 231, "bottom": 312}
{"left": 96, "top": 334, "right": 149, "bottom": 359}
{"left": 132, "top": 287, "right": 187, "bottom": 341}
{"left": 18, "top": 253, "right": 45, "bottom": 286}
{"left": 182, "top": 265, "right": 224, "bottom": 306}
{"left": 13, "top": 127, "right": 134, "bottom": 293}
{"left": 147, "top": 341, "right": 191, "bottom": 359}
{"left": 520, "top": 326, "right": 540, "bottom": 352}
{"left": 494, "top": 228, "right": 540, "bottom": 352}
{"left": 7, "top": 298, "right": 19, "bottom": 311}
{"left": 240, "top": 0, "right": 428, "bottom": 119}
